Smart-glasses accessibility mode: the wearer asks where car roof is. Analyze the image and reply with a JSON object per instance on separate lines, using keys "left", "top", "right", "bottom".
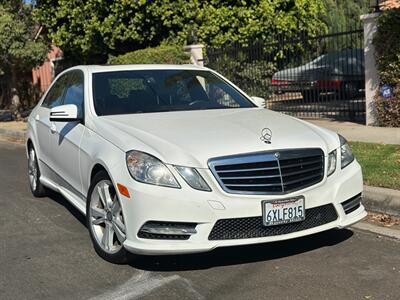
{"left": 70, "top": 64, "right": 209, "bottom": 73}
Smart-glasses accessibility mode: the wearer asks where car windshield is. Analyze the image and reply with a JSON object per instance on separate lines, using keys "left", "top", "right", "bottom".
{"left": 92, "top": 69, "right": 255, "bottom": 115}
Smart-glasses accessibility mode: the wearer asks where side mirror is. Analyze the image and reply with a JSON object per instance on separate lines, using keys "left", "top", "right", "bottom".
{"left": 250, "top": 96, "right": 265, "bottom": 108}
{"left": 50, "top": 104, "right": 80, "bottom": 122}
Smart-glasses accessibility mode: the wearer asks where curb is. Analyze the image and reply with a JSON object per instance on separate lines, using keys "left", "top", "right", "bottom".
{"left": 0, "top": 127, "right": 25, "bottom": 141}
{"left": 363, "top": 185, "right": 400, "bottom": 217}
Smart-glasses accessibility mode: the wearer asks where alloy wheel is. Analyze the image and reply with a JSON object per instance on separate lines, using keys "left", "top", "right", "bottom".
{"left": 89, "top": 180, "right": 126, "bottom": 254}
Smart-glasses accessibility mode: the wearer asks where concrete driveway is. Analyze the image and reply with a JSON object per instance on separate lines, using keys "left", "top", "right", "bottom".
{"left": 1, "top": 141, "right": 399, "bottom": 300}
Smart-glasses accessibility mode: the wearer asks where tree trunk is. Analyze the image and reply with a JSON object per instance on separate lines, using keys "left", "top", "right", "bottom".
{"left": 0, "top": 73, "right": 12, "bottom": 109}
{"left": 9, "top": 65, "right": 20, "bottom": 111}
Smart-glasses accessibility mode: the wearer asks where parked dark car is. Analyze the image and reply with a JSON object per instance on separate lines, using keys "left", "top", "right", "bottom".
{"left": 271, "top": 49, "right": 365, "bottom": 101}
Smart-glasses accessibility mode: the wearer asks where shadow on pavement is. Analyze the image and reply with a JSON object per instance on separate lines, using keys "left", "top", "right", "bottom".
{"left": 130, "top": 228, "right": 353, "bottom": 272}
{"left": 47, "top": 190, "right": 87, "bottom": 227}
{"left": 44, "top": 190, "right": 353, "bottom": 271}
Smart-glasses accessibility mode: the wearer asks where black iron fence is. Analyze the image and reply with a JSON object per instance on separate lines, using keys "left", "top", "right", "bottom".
{"left": 206, "top": 29, "right": 366, "bottom": 123}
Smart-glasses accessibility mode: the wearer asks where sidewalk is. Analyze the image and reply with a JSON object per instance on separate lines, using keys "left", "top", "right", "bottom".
{"left": 308, "top": 119, "right": 400, "bottom": 145}
{"left": 0, "top": 121, "right": 27, "bottom": 142}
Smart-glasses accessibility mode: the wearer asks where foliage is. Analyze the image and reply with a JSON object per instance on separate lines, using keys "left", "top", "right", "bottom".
{"left": 107, "top": 45, "right": 190, "bottom": 65}
{"left": 373, "top": 8, "right": 400, "bottom": 127}
{"left": 373, "top": 8, "right": 400, "bottom": 85}
{"left": 196, "top": 0, "right": 326, "bottom": 46}
{"left": 35, "top": 0, "right": 326, "bottom": 64}
{"left": 315, "top": 0, "right": 370, "bottom": 53}
{"left": 375, "top": 88, "right": 400, "bottom": 127}
{"left": 0, "top": 2, "right": 48, "bottom": 108}
{"left": 320, "top": 0, "right": 370, "bottom": 32}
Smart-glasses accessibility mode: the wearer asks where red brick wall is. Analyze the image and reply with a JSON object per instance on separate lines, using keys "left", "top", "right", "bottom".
{"left": 32, "top": 46, "right": 63, "bottom": 93}
{"left": 381, "top": 0, "right": 400, "bottom": 10}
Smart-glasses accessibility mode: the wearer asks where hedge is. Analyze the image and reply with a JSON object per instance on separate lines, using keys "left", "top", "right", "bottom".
{"left": 107, "top": 45, "right": 190, "bottom": 65}
{"left": 373, "top": 8, "right": 400, "bottom": 127}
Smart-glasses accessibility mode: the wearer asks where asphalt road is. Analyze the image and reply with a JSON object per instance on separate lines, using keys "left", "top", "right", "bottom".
{"left": 1, "top": 140, "right": 399, "bottom": 300}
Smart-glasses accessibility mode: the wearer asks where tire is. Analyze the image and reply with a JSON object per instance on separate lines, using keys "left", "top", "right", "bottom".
{"left": 86, "top": 171, "right": 131, "bottom": 264}
{"left": 340, "top": 82, "right": 358, "bottom": 100}
{"left": 301, "top": 90, "right": 319, "bottom": 102}
{"left": 27, "top": 145, "right": 48, "bottom": 197}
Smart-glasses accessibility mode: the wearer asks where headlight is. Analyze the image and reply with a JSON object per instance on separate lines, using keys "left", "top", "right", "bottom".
{"left": 175, "top": 166, "right": 212, "bottom": 192}
{"left": 126, "top": 151, "right": 180, "bottom": 188}
{"left": 339, "top": 135, "right": 354, "bottom": 169}
{"left": 327, "top": 150, "right": 337, "bottom": 176}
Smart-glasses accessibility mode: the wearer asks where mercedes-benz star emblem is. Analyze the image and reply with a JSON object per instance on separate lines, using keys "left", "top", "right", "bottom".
{"left": 260, "top": 128, "right": 272, "bottom": 144}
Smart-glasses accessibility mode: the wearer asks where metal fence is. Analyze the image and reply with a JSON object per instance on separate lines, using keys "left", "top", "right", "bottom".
{"left": 206, "top": 29, "right": 366, "bottom": 123}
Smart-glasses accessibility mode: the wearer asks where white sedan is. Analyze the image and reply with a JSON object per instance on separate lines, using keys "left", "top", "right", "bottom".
{"left": 26, "top": 64, "right": 366, "bottom": 263}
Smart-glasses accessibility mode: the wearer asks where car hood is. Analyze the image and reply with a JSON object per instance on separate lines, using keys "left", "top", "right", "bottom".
{"left": 90, "top": 108, "right": 339, "bottom": 168}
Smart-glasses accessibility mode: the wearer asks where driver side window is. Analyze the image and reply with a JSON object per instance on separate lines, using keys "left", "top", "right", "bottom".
{"left": 41, "top": 75, "right": 68, "bottom": 108}
{"left": 41, "top": 71, "right": 84, "bottom": 119}
{"left": 63, "top": 71, "right": 84, "bottom": 119}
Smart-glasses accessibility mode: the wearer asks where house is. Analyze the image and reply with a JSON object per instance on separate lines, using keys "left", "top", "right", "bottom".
{"left": 381, "top": 0, "right": 400, "bottom": 9}
{"left": 32, "top": 46, "right": 63, "bottom": 94}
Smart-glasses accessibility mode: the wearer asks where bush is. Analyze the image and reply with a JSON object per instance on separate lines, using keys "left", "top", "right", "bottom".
{"left": 375, "top": 84, "right": 400, "bottom": 127}
{"left": 107, "top": 45, "right": 190, "bottom": 65}
{"left": 373, "top": 8, "right": 400, "bottom": 127}
{"left": 373, "top": 8, "right": 400, "bottom": 85}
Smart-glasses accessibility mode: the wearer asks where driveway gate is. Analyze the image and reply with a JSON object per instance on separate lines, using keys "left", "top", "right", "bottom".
{"left": 206, "top": 29, "right": 366, "bottom": 123}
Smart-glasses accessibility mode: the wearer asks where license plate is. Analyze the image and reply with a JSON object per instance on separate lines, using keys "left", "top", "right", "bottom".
{"left": 262, "top": 197, "right": 305, "bottom": 226}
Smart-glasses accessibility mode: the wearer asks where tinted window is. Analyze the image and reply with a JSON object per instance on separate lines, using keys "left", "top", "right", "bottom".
{"left": 41, "top": 75, "right": 68, "bottom": 108}
{"left": 63, "top": 71, "right": 84, "bottom": 118}
{"left": 92, "top": 70, "right": 254, "bottom": 116}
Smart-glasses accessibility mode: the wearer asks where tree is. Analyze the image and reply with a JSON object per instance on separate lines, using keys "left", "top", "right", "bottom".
{"left": 107, "top": 45, "right": 190, "bottom": 65}
{"left": 320, "top": 0, "right": 370, "bottom": 32}
{"left": 0, "top": 2, "right": 48, "bottom": 108}
{"left": 35, "top": 0, "right": 326, "bottom": 64}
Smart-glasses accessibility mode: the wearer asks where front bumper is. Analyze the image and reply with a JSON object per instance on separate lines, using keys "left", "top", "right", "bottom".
{"left": 110, "top": 159, "right": 366, "bottom": 255}
{"left": 271, "top": 83, "right": 339, "bottom": 94}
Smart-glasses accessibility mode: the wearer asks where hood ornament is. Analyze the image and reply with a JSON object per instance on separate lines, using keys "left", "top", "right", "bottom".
{"left": 260, "top": 128, "right": 272, "bottom": 144}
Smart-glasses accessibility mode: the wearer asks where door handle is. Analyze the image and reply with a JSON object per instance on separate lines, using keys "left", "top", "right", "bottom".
{"left": 50, "top": 122, "right": 57, "bottom": 134}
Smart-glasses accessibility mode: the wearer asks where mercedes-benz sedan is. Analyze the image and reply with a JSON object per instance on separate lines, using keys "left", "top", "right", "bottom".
{"left": 27, "top": 65, "right": 366, "bottom": 263}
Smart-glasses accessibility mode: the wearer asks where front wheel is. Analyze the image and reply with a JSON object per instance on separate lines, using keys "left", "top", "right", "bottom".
{"left": 86, "top": 171, "right": 131, "bottom": 264}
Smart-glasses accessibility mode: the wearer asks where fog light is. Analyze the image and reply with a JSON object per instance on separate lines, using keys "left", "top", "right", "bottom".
{"left": 138, "top": 221, "right": 197, "bottom": 239}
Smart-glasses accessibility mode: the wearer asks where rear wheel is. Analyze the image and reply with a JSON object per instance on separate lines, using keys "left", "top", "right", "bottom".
{"left": 28, "top": 146, "right": 48, "bottom": 197}
{"left": 301, "top": 90, "right": 319, "bottom": 102}
{"left": 87, "top": 171, "right": 130, "bottom": 264}
{"left": 340, "top": 82, "right": 359, "bottom": 100}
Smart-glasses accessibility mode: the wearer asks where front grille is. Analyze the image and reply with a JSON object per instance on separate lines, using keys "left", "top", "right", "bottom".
{"left": 209, "top": 148, "right": 324, "bottom": 195}
{"left": 341, "top": 193, "right": 362, "bottom": 214}
{"left": 208, "top": 204, "right": 338, "bottom": 240}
